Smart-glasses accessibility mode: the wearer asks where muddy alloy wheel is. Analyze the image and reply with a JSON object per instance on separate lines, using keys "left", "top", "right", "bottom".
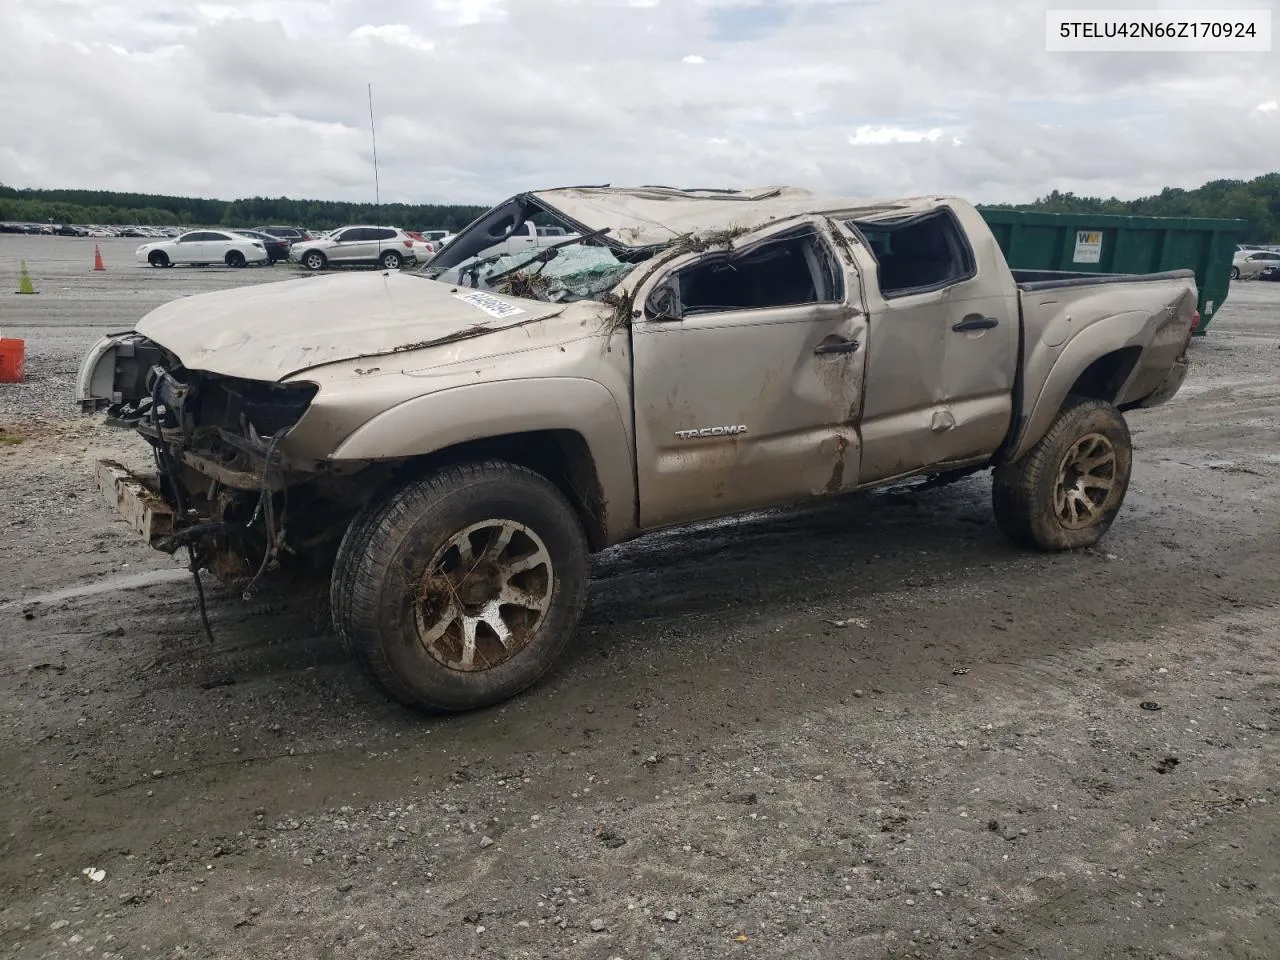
{"left": 331, "top": 460, "right": 589, "bottom": 712}
{"left": 1052, "top": 433, "right": 1119, "bottom": 530}
{"left": 992, "top": 397, "right": 1133, "bottom": 550}
{"left": 414, "top": 519, "right": 554, "bottom": 671}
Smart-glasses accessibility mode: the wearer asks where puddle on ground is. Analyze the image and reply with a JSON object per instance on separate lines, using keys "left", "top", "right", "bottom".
{"left": 0, "top": 567, "right": 191, "bottom": 611}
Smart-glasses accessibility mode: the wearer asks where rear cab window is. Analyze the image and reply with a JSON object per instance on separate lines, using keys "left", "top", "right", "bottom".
{"left": 848, "top": 210, "right": 976, "bottom": 298}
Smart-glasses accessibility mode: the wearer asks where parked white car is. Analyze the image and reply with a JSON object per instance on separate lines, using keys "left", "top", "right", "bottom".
{"left": 1231, "top": 249, "right": 1280, "bottom": 280}
{"left": 421, "top": 229, "right": 456, "bottom": 247}
{"left": 289, "top": 225, "right": 418, "bottom": 271}
{"left": 478, "top": 220, "right": 579, "bottom": 258}
{"left": 136, "top": 230, "right": 270, "bottom": 268}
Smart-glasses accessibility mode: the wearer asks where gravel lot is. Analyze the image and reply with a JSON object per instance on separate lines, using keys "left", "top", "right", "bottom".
{"left": 1, "top": 236, "right": 1278, "bottom": 960}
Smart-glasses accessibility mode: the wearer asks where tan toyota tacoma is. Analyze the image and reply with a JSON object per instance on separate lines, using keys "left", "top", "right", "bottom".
{"left": 77, "top": 186, "right": 1198, "bottom": 712}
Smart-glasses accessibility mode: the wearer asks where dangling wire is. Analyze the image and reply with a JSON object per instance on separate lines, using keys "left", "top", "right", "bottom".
{"left": 241, "top": 426, "right": 292, "bottom": 601}
{"left": 149, "top": 373, "right": 216, "bottom": 645}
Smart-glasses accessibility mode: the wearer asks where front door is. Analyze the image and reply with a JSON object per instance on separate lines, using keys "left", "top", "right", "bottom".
{"left": 631, "top": 220, "right": 868, "bottom": 529}
{"left": 847, "top": 206, "right": 1019, "bottom": 482}
{"left": 174, "top": 232, "right": 207, "bottom": 263}
{"left": 329, "top": 228, "right": 367, "bottom": 262}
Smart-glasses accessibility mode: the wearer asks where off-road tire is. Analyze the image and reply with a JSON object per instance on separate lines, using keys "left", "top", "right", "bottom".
{"left": 302, "top": 250, "right": 327, "bottom": 271}
{"left": 148, "top": 250, "right": 169, "bottom": 267}
{"left": 225, "top": 250, "right": 246, "bottom": 268}
{"left": 992, "top": 397, "right": 1133, "bottom": 551}
{"left": 330, "top": 461, "right": 590, "bottom": 713}
{"left": 379, "top": 249, "right": 402, "bottom": 270}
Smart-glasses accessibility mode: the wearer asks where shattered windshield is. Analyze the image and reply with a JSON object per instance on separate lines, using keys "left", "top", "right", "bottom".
{"left": 422, "top": 240, "right": 636, "bottom": 304}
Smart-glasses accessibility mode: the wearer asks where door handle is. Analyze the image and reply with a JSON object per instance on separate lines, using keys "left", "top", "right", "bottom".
{"left": 953, "top": 315, "right": 999, "bottom": 332}
{"left": 814, "top": 337, "right": 861, "bottom": 355}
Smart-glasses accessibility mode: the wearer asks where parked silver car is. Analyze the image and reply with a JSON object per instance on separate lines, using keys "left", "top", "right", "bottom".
{"left": 289, "top": 225, "right": 418, "bottom": 271}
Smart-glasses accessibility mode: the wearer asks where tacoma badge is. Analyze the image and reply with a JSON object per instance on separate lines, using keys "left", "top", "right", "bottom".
{"left": 674, "top": 425, "right": 749, "bottom": 440}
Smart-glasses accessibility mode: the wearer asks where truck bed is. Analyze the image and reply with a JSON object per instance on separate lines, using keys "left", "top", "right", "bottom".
{"left": 1011, "top": 268, "right": 1195, "bottom": 291}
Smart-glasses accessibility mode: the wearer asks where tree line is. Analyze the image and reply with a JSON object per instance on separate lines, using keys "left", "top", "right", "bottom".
{"left": 980, "top": 173, "right": 1280, "bottom": 242}
{"left": 0, "top": 184, "right": 489, "bottom": 232}
{"left": 3, "top": 173, "right": 1279, "bottom": 239}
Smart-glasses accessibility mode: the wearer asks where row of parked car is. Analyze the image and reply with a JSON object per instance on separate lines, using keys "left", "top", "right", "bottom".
{"left": 0, "top": 222, "right": 145, "bottom": 237}
{"left": 130, "top": 224, "right": 460, "bottom": 270}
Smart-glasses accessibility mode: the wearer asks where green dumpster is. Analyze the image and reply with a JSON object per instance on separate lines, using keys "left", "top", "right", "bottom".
{"left": 978, "top": 209, "right": 1248, "bottom": 335}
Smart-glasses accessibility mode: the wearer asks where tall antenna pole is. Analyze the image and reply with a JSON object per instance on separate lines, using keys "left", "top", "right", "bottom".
{"left": 366, "top": 83, "right": 378, "bottom": 220}
{"left": 368, "top": 82, "right": 382, "bottom": 248}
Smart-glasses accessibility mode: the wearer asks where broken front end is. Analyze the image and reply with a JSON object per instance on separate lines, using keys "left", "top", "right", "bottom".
{"left": 79, "top": 334, "right": 384, "bottom": 589}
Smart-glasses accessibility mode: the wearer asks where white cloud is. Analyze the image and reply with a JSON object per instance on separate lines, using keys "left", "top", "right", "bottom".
{"left": 350, "top": 24, "right": 435, "bottom": 52}
{"left": 848, "top": 126, "right": 946, "bottom": 146}
{"left": 0, "top": 0, "right": 1278, "bottom": 207}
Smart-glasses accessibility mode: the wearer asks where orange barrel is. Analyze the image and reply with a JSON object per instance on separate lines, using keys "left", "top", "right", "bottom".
{"left": 0, "top": 338, "right": 26, "bottom": 383}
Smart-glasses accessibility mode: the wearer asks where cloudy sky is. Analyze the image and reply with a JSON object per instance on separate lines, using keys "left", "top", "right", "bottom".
{"left": 1, "top": 0, "right": 1277, "bottom": 206}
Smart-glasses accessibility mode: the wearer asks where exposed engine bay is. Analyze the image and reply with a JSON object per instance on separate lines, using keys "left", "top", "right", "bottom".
{"left": 97, "top": 336, "right": 388, "bottom": 590}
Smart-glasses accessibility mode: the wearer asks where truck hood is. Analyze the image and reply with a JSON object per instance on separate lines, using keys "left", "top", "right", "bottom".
{"left": 134, "top": 271, "right": 562, "bottom": 381}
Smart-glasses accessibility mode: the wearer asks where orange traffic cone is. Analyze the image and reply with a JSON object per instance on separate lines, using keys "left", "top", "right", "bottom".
{"left": 93, "top": 244, "right": 106, "bottom": 271}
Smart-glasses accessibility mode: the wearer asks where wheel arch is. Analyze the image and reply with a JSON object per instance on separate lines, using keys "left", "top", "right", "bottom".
{"left": 394, "top": 430, "right": 608, "bottom": 550}
{"left": 326, "top": 377, "right": 637, "bottom": 549}
{"left": 1004, "top": 311, "right": 1152, "bottom": 463}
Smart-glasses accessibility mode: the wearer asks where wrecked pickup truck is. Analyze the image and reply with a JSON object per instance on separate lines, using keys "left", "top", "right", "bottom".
{"left": 77, "top": 185, "right": 1198, "bottom": 713}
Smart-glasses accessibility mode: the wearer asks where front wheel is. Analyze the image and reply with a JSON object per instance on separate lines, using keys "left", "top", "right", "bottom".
{"left": 1231, "top": 266, "right": 1241, "bottom": 280}
{"left": 331, "top": 461, "right": 589, "bottom": 712}
{"left": 148, "top": 250, "right": 169, "bottom": 268}
{"left": 992, "top": 398, "right": 1133, "bottom": 550}
{"left": 302, "top": 250, "right": 327, "bottom": 271}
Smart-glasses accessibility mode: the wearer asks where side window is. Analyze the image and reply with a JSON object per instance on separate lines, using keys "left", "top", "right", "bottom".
{"left": 374, "top": 228, "right": 398, "bottom": 241}
{"left": 332, "top": 229, "right": 357, "bottom": 243}
{"left": 647, "top": 230, "right": 844, "bottom": 319}
{"left": 849, "top": 210, "right": 975, "bottom": 298}
{"left": 208, "top": 232, "right": 232, "bottom": 242}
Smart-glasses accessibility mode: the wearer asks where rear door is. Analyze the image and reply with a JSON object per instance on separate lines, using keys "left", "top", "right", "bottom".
{"left": 630, "top": 219, "right": 869, "bottom": 528}
{"left": 206, "top": 230, "right": 236, "bottom": 261}
{"left": 846, "top": 204, "right": 1019, "bottom": 483}
{"left": 371, "top": 227, "right": 400, "bottom": 262}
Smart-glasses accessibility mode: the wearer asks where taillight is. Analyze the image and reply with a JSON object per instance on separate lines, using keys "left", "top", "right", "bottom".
{"left": 1183, "top": 309, "right": 1200, "bottom": 352}
{"left": 404, "top": 240, "right": 413, "bottom": 248}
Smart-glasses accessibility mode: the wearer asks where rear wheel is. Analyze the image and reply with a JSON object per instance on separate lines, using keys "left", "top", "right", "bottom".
{"left": 225, "top": 250, "right": 246, "bottom": 268}
{"left": 148, "top": 250, "right": 169, "bottom": 268}
{"left": 331, "top": 461, "right": 589, "bottom": 713}
{"left": 992, "top": 398, "right": 1132, "bottom": 551}
{"left": 302, "top": 250, "right": 327, "bottom": 271}
{"left": 379, "top": 249, "right": 403, "bottom": 270}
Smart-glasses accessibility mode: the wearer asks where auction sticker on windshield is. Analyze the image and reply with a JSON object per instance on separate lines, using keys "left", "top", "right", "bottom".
{"left": 454, "top": 291, "right": 526, "bottom": 319}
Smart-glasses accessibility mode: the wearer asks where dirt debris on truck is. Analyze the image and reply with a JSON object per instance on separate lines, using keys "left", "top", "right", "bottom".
{"left": 77, "top": 184, "right": 1198, "bottom": 713}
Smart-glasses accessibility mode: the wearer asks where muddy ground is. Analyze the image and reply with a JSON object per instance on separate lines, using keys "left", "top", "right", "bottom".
{"left": 1, "top": 237, "right": 1278, "bottom": 960}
